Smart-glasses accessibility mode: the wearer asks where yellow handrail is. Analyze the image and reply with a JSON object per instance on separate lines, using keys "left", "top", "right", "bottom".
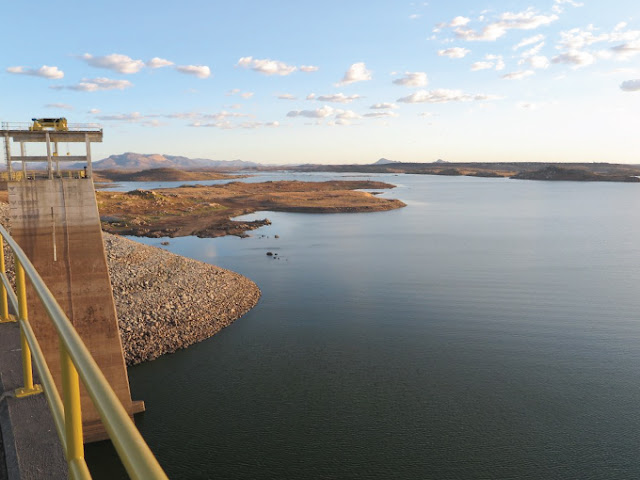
{"left": 0, "top": 224, "right": 168, "bottom": 479}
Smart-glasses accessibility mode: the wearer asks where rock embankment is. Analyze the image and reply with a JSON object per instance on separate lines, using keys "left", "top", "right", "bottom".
{"left": 0, "top": 203, "right": 261, "bottom": 365}
{"left": 105, "top": 234, "right": 260, "bottom": 364}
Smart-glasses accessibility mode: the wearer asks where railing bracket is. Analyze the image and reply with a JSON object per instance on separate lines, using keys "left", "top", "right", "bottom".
{"left": 0, "top": 316, "right": 17, "bottom": 323}
{"left": 15, "top": 383, "right": 43, "bottom": 398}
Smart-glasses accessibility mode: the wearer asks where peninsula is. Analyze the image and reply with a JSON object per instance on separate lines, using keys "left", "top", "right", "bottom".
{"left": 97, "top": 180, "right": 405, "bottom": 238}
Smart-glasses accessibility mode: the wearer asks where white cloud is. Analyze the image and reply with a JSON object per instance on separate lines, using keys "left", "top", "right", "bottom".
{"left": 555, "top": 0, "right": 584, "bottom": 6}
{"left": 521, "top": 42, "right": 545, "bottom": 57}
{"left": 190, "top": 117, "right": 277, "bottom": 129}
{"left": 51, "top": 77, "right": 133, "bottom": 92}
{"left": 437, "top": 47, "right": 470, "bottom": 59}
{"left": 471, "top": 54, "right": 504, "bottom": 71}
{"left": 488, "top": 54, "right": 506, "bottom": 70}
{"left": 175, "top": 65, "right": 211, "bottom": 78}
{"left": 147, "top": 57, "right": 174, "bottom": 68}
{"left": 363, "top": 112, "right": 399, "bottom": 118}
{"left": 453, "top": 9, "right": 558, "bottom": 42}
{"left": 95, "top": 111, "right": 164, "bottom": 127}
{"left": 335, "top": 110, "right": 361, "bottom": 120}
{"left": 277, "top": 93, "right": 297, "bottom": 100}
{"left": 203, "top": 111, "right": 252, "bottom": 120}
{"left": 513, "top": 34, "right": 545, "bottom": 50}
{"left": 501, "top": 70, "right": 535, "bottom": 80}
{"left": 287, "top": 106, "right": 335, "bottom": 118}
{"left": 46, "top": 103, "right": 73, "bottom": 110}
{"left": 7, "top": 65, "right": 64, "bottom": 79}
{"left": 471, "top": 61, "right": 494, "bottom": 71}
{"left": 164, "top": 112, "right": 202, "bottom": 119}
{"left": 226, "top": 89, "right": 253, "bottom": 98}
{"left": 237, "top": 56, "right": 297, "bottom": 75}
{"left": 611, "top": 40, "right": 640, "bottom": 60}
{"left": 313, "top": 93, "right": 362, "bottom": 103}
{"left": 397, "top": 88, "right": 499, "bottom": 103}
{"left": 551, "top": 25, "right": 640, "bottom": 66}
{"left": 409, "top": 14, "right": 421, "bottom": 20}
{"left": 370, "top": 103, "right": 398, "bottom": 109}
{"left": 620, "top": 79, "right": 640, "bottom": 92}
{"left": 300, "top": 65, "right": 319, "bottom": 72}
{"left": 551, "top": 50, "right": 595, "bottom": 67}
{"left": 393, "top": 71, "right": 428, "bottom": 86}
{"left": 552, "top": 0, "right": 583, "bottom": 13}
{"left": 96, "top": 112, "right": 147, "bottom": 121}
{"left": 527, "top": 55, "right": 550, "bottom": 69}
{"left": 81, "top": 53, "right": 144, "bottom": 74}
{"left": 88, "top": 108, "right": 101, "bottom": 114}
{"left": 557, "top": 28, "right": 609, "bottom": 51}
{"left": 337, "top": 62, "right": 372, "bottom": 86}
{"left": 449, "top": 16, "right": 471, "bottom": 27}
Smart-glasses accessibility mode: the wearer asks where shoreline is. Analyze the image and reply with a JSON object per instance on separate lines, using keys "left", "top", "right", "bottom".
{"left": 105, "top": 232, "right": 260, "bottom": 365}
{"left": 97, "top": 180, "right": 406, "bottom": 239}
{"left": 0, "top": 203, "right": 260, "bottom": 366}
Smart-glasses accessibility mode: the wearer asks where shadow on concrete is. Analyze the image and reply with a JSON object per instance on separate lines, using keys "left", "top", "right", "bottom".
{"left": 0, "top": 321, "right": 67, "bottom": 479}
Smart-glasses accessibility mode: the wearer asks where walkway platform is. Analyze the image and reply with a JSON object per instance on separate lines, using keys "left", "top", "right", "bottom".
{"left": 0, "top": 321, "right": 67, "bottom": 479}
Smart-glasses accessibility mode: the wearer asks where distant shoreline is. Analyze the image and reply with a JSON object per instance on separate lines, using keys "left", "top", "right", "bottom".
{"left": 290, "top": 162, "right": 640, "bottom": 183}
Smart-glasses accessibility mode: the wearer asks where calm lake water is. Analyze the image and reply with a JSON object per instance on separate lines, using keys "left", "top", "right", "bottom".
{"left": 88, "top": 173, "right": 640, "bottom": 479}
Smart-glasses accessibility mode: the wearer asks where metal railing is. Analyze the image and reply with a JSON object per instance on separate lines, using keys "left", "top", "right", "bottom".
{"left": 0, "top": 225, "right": 168, "bottom": 479}
{"left": 0, "top": 122, "right": 102, "bottom": 132}
{"left": 0, "top": 170, "right": 88, "bottom": 181}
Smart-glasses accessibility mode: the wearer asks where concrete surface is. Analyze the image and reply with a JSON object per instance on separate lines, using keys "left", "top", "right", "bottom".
{"left": 8, "top": 178, "right": 141, "bottom": 443}
{"left": 0, "top": 321, "right": 67, "bottom": 479}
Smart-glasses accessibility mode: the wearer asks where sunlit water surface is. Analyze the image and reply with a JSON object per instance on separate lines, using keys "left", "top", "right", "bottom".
{"left": 88, "top": 174, "right": 640, "bottom": 479}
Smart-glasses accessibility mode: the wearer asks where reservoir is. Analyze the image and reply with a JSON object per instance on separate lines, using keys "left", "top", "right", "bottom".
{"left": 90, "top": 173, "right": 640, "bottom": 479}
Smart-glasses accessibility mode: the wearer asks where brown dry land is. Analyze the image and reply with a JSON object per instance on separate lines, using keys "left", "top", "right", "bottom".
{"left": 97, "top": 180, "right": 405, "bottom": 238}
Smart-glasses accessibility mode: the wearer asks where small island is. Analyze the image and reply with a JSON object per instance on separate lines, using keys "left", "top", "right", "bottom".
{"left": 97, "top": 180, "right": 406, "bottom": 238}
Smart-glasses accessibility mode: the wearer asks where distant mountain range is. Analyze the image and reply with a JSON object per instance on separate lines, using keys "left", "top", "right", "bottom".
{"left": 92, "top": 153, "right": 260, "bottom": 170}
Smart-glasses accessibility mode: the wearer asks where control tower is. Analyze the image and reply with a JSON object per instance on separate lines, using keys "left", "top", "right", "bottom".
{"left": 1, "top": 119, "right": 143, "bottom": 442}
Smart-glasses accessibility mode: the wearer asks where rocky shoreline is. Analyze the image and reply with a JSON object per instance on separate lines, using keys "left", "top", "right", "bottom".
{"left": 0, "top": 203, "right": 260, "bottom": 366}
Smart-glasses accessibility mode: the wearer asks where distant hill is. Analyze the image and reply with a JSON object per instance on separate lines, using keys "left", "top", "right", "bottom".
{"left": 373, "top": 158, "right": 400, "bottom": 165}
{"left": 93, "top": 167, "right": 241, "bottom": 182}
{"left": 92, "top": 153, "right": 260, "bottom": 171}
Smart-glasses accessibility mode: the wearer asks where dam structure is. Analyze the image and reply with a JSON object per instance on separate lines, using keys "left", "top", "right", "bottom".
{"left": 0, "top": 120, "right": 165, "bottom": 478}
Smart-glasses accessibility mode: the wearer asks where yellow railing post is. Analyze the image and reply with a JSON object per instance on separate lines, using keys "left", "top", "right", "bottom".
{"left": 0, "top": 224, "right": 168, "bottom": 478}
{"left": 60, "top": 345, "right": 88, "bottom": 474}
{"left": 14, "top": 258, "right": 43, "bottom": 398}
{"left": 0, "top": 236, "right": 13, "bottom": 322}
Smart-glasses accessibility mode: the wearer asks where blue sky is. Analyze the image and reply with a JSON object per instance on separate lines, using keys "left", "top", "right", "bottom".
{"left": 2, "top": 0, "right": 639, "bottom": 164}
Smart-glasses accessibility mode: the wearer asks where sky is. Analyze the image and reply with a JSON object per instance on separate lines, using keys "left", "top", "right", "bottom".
{"left": 2, "top": 0, "right": 639, "bottom": 164}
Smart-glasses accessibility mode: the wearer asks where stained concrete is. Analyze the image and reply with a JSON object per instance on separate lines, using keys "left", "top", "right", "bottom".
{"left": 7, "top": 178, "right": 142, "bottom": 443}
